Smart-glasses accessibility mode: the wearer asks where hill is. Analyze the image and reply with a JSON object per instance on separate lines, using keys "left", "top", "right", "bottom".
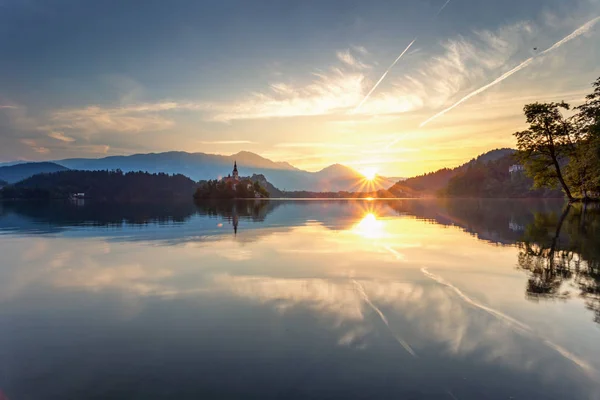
{"left": 39, "top": 151, "right": 395, "bottom": 192}
{"left": 1, "top": 170, "right": 198, "bottom": 201}
{"left": 249, "top": 174, "right": 284, "bottom": 197}
{"left": 0, "top": 162, "right": 69, "bottom": 184}
{"left": 442, "top": 153, "right": 564, "bottom": 198}
{"left": 389, "top": 148, "right": 515, "bottom": 196}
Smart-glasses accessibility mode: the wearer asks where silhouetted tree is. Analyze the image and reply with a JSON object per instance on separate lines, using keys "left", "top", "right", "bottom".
{"left": 514, "top": 102, "right": 576, "bottom": 201}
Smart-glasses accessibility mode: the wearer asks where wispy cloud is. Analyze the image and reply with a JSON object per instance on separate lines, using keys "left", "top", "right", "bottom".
{"left": 336, "top": 49, "right": 371, "bottom": 69}
{"left": 0, "top": 105, "right": 18, "bottom": 109}
{"left": 201, "top": 68, "right": 366, "bottom": 122}
{"left": 198, "top": 20, "right": 542, "bottom": 122}
{"left": 352, "top": 45, "right": 369, "bottom": 56}
{"left": 34, "top": 15, "right": 599, "bottom": 134}
{"left": 48, "top": 131, "right": 75, "bottom": 142}
{"left": 420, "top": 16, "right": 600, "bottom": 126}
{"left": 21, "top": 139, "right": 50, "bottom": 154}
{"left": 41, "top": 102, "right": 203, "bottom": 134}
{"left": 198, "top": 140, "right": 254, "bottom": 145}
{"left": 275, "top": 142, "right": 357, "bottom": 148}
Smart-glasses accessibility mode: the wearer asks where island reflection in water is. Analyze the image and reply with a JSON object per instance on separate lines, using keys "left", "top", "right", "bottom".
{"left": 0, "top": 199, "right": 599, "bottom": 399}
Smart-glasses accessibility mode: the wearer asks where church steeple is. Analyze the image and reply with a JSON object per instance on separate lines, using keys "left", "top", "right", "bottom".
{"left": 232, "top": 161, "right": 239, "bottom": 181}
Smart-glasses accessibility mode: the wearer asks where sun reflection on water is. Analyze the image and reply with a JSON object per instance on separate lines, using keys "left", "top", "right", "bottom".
{"left": 353, "top": 212, "right": 387, "bottom": 239}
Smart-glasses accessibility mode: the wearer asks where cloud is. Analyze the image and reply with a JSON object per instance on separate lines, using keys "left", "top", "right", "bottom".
{"left": 201, "top": 68, "right": 367, "bottom": 122}
{"left": 74, "top": 144, "right": 111, "bottom": 154}
{"left": 420, "top": 16, "right": 600, "bottom": 126}
{"left": 198, "top": 140, "right": 254, "bottom": 145}
{"left": 42, "top": 102, "right": 204, "bottom": 134}
{"left": 0, "top": 105, "right": 18, "bottom": 109}
{"left": 196, "top": 20, "right": 541, "bottom": 121}
{"left": 48, "top": 131, "right": 75, "bottom": 142}
{"left": 32, "top": 15, "right": 599, "bottom": 133}
{"left": 352, "top": 45, "right": 369, "bottom": 55}
{"left": 336, "top": 49, "right": 371, "bottom": 69}
{"left": 20, "top": 139, "right": 50, "bottom": 154}
{"left": 274, "top": 142, "right": 357, "bottom": 148}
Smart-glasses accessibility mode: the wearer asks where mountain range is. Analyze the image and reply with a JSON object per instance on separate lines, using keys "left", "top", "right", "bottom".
{"left": 0, "top": 151, "right": 398, "bottom": 192}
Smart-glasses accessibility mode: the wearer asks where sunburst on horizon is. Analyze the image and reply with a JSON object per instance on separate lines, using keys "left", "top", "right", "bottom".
{"left": 359, "top": 167, "right": 378, "bottom": 181}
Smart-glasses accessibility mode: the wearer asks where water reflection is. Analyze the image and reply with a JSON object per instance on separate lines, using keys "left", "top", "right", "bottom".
{"left": 1, "top": 199, "right": 600, "bottom": 399}
{"left": 518, "top": 203, "right": 600, "bottom": 323}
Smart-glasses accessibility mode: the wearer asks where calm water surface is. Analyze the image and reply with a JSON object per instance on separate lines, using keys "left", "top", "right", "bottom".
{"left": 0, "top": 199, "right": 599, "bottom": 399}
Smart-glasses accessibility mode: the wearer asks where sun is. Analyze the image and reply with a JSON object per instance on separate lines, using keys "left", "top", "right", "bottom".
{"left": 360, "top": 167, "right": 378, "bottom": 181}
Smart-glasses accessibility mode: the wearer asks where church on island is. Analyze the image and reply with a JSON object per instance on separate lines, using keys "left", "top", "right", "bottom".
{"left": 194, "top": 161, "right": 269, "bottom": 200}
{"left": 221, "top": 161, "right": 241, "bottom": 189}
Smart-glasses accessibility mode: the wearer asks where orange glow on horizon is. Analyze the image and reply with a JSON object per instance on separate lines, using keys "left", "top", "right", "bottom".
{"left": 359, "top": 167, "right": 378, "bottom": 181}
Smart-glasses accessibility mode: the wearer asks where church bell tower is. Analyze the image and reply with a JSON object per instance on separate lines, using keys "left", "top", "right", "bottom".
{"left": 232, "top": 161, "right": 239, "bottom": 181}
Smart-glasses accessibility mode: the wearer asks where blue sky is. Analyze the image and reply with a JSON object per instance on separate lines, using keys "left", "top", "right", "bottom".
{"left": 1, "top": 0, "right": 600, "bottom": 176}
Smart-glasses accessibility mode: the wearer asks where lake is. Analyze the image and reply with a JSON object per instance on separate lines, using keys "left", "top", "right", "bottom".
{"left": 0, "top": 199, "right": 599, "bottom": 399}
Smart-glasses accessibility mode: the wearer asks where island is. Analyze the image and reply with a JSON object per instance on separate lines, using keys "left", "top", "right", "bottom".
{"left": 193, "top": 162, "right": 270, "bottom": 200}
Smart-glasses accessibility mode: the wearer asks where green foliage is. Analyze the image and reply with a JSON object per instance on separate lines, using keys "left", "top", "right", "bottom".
{"left": 514, "top": 102, "right": 575, "bottom": 199}
{"left": 513, "top": 79, "right": 600, "bottom": 201}
{"left": 575, "top": 77, "right": 600, "bottom": 138}
{"left": 567, "top": 78, "right": 600, "bottom": 198}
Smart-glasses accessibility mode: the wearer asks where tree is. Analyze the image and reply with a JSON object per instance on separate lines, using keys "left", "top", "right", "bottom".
{"left": 514, "top": 102, "right": 575, "bottom": 201}
{"left": 575, "top": 77, "right": 600, "bottom": 136}
{"left": 567, "top": 78, "right": 600, "bottom": 198}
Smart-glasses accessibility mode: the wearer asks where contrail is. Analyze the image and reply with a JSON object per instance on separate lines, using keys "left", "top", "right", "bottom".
{"left": 353, "top": 39, "right": 416, "bottom": 114}
{"left": 436, "top": 0, "right": 451, "bottom": 16}
{"left": 353, "top": 0, "right": 452, "bottom": 114}
{"left": 420, "top": 16, "right": 600, "bottom": 127}
{"left": 421, "top": 268, "right": 596, "bottom": 376}
{"left": 353, "top": 279, "right": 417, "bottom": 357}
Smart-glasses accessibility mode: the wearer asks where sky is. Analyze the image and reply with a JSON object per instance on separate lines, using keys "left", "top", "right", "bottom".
{"left": 1, "top": 0, "right": 600, "bottom": 177}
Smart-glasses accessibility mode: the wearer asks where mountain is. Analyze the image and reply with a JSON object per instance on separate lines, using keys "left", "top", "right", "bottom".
{"left": 47, "top": 151, "right": 392, "bottom": 192}
{"left": 0, "top": 162, "right": 69, "bottom": 184}
{"left": 389, "top": 148, "right": 515, "bottom": 196}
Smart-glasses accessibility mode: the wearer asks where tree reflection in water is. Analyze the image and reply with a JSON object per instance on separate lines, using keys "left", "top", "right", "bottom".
{"left": 518, "top": 203, "right": 600, "bottom": 323}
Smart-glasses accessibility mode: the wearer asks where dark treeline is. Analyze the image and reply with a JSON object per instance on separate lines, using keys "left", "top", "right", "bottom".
{"left": 0, "top": 170, "right": 198, "bottom": 201}
{"left": 388, "top": 148, "right": 516, "bottom": 197}
{"left": 442, "top": 153, "right": 563, "bottom": 198}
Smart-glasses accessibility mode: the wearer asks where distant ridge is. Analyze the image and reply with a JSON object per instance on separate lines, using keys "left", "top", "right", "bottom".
{"left": 0, "top": 162, "right": 69, "bottom": 184}
{"left": 19, "top": 151, "right": 395, "bottom": 192}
